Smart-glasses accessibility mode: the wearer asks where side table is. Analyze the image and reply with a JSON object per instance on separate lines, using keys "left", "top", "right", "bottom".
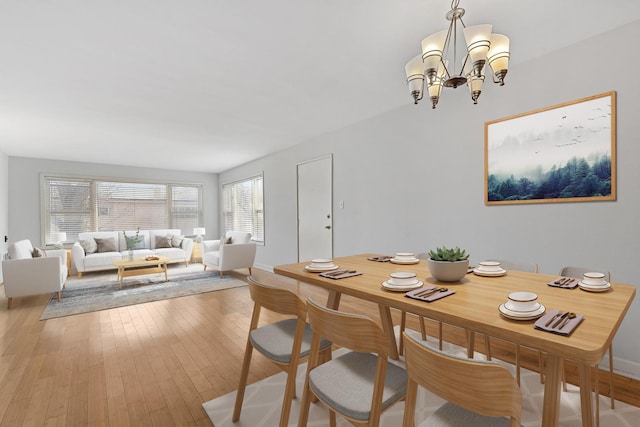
{"left": 191, "top": 242, "right": 202, "bottom": 263}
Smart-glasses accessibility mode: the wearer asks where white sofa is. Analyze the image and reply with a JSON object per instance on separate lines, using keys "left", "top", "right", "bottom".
{"left": 71, "top": 229, "right": 193, "bottom": 278}
{"left": 202, "top": 231, "right": 256, "bottom": 277}
{"left": 2, "top": 239, "right": 68, "bottom": 308}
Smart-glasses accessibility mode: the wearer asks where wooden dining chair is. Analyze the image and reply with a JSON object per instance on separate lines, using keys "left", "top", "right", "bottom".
{"left": 298, "top": 297, "right": 408, "bottom": 427}
{"left": 402, "top": 331, "right": 522, "bottom": 427}
{"left": 559, "top": 266, "right": 615, "bottom": 423}
{"left": 232, "top": 276, "right": 332, "bottom": 427}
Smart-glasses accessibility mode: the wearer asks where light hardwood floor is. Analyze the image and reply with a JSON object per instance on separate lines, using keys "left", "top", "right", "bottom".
{"left": 1, "top": 268, "right": 637, "bottom": 426}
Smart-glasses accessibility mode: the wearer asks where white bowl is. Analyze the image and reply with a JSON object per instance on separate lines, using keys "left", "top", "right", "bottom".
{"left": 394, "top": 252, "right": 415, "bottom": 260}
{"left": 582, "top": 272, "right": 607, "bottom": 286}
{"left": 507, "top": 292, "right": 538, "bottom": 312}
{"left": 389, "top": 272, "right": 418, "bottom": 285}
{"left": 478, "top": 261, "right": 502, "bottom": 272}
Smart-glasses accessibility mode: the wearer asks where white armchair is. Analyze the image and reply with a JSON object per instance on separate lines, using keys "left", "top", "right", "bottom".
{"left": 202, "top": 231, "right": 256, "bottom": 277}
{"left": 2, "top": 239, "right": 68, "bottom": 309}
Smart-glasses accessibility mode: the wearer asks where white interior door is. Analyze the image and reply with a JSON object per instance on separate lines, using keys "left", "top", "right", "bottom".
{"left": 297, "top": 156, "right": 333, "bottom": 262}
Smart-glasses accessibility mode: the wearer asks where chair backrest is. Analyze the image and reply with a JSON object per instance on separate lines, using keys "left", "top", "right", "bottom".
{"left": 226, "top": 231, "right": 252, "bottom": 244}
{"left": 559, "top": 266, "right": 611, "bottom": 282}
{"left": 306, "top": 297, "right": 391, "bottom": 358}
{"left": 8, "top": 240, "right": 35, "bottom": 259}
{"left": 402, "top": 331, "right": 522, "bottom": 426}
{"left": 247, "top": 276, "right": 307, "bottom": 321}
{"left": 489, "top": 259, "right": 538, "bottom": 273}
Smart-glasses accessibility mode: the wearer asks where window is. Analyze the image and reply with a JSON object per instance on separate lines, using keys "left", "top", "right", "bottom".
{"left": 42, "top": 175, "right": 203, "bottom": 244}
{"left": 222, "top": 174, "right": 264, "bottom": 243}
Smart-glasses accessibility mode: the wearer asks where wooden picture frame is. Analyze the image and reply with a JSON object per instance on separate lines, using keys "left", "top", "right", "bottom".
{"left": 485, "top": 91, "right": 616, "bottom": 205}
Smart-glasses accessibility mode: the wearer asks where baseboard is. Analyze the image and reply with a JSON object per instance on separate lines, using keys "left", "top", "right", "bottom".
{"left": 254, "top": 263, "right": 274, "bottom": 273}
{"left": 606, "top": 356, "right": 640, "bottom": 380}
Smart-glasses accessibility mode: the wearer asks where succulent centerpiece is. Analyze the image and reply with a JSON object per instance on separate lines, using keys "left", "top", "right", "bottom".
{"left": 427, "top": 246, "right": 470, "bottom": 282}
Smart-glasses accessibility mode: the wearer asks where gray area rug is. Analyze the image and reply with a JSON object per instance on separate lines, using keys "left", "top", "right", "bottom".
{"left": 41, "top": 270, "right": 247, "bottom": 320}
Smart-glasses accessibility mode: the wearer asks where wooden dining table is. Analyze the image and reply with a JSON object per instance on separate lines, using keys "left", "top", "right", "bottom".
{"left": 274, "top": 254, "right": 636, "bottom": 427}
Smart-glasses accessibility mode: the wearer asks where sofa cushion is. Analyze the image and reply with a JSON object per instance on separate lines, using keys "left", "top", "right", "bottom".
{"left": 154, "top": 247, "right": 186, "bottom": 261}
{"left": 203, "top": 251, "right": 220, "bottom": 266}
{"left": 169, "top": 234, "right": 184, "bottom": 248}
{"left": 79, "top": 238, "right": 98, "bottom": 254}
{"left": 155, "top": 235, "right": 172, "bottom": 248}
{"left": 84, "top": 252, "right": 122, "bottom": 268}
{"left": 149, "top": 229, "right": 182, "bottom": 249}
{"left": 95, "top": 237, "right": 118, "bottom": 253}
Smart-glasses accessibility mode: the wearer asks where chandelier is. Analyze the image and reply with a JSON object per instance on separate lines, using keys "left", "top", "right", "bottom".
{"left": 404, "top": 0, "right": 510, "bottom": 109}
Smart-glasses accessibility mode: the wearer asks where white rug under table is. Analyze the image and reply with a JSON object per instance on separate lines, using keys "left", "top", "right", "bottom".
{"left": 203, "top": 339, "right": 639, "bottom": 426}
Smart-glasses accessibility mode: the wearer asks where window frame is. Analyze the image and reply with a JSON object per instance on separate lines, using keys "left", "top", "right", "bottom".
{"left": 221, "top": 173, "right": 265, "bottom": 245}
{"left": 41, "top": 173, "right": 203, "bottom": 245}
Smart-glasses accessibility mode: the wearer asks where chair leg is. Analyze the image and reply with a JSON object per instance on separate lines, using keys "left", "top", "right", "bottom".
{"left": 57, "top": 291, "right": 62, "bottom": 302}
{"left": 7, "top": 298, "right": 12, "bottom": 309}
{"left": 279, "top": 362, "right": 298, "bottom": 427}
{"left": 203, "top": 265, "right": 207, "bottom": 271}
{"left": 538, "top": 351, "right": 545, "bottom": 383}
{"left": 232, "top": 340, "right": 254, "bottom": 422}
{"left": 484, "top": 335, "right": 492, "bottom": 361}
{"left": 515, "top": 345, "right": 521, "bottom": 386}
{"left": 608, "top": 344, "right": 615, "bottom": 409}
{"left": 438, "top": 321, "right": 443, "bottom": 350}
{"left": 595, "top": 365, "right": 600, "bottom": 427}
{"left": 399, "top": 311, "right": 407, "bottom": 355}
{"left": 220, "top": 271, "right": 223, "bottom": 278}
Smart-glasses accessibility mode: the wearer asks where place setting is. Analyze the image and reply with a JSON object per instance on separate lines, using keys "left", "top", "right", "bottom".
{"left": 381, "top": 272, "right": 423, "bottom": 292}
{"left": 304, "top": 259, "right": 340, "bottom": 272}
{"left": 547, "top": 275, "right": 580, "bottom": 289}
{"left": 473, "top": 260, "right": 507, "bottom": 277}
{"left": 535, "top": 310, "right": 585, "bottom": 335}
{"left": 498, "top": 291, "right": 546, "bottom": 320}
{"left": 367, "top": 255, "right": 394, "bottom": 262}
{"left": 577, "top": 271, "right": 612, "bottom": 292}
{"left": 389, "top": 252, "right": 420, "bottom": 265}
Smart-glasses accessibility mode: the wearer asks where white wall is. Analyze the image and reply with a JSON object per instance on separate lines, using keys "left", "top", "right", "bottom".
{"left": 0, "top": 149, "right": 8, "bottom": 282}
{"left": 220, "top": 21, "right": 640, "bottom": 377}
{"left": 7, "top": 157, "right": 220, "bottom": 246}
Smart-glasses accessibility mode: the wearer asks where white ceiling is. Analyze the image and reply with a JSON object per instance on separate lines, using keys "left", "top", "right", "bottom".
{"left": 1, "top": 1, "right": 639, "bottom": 173}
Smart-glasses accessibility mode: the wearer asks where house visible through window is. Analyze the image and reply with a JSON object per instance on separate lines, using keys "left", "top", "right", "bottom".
{"left": 42, "top": 175, "right": 203, "bottom": 244}
{"left": 222, "top": 174, "right": 264, "bottom": 244}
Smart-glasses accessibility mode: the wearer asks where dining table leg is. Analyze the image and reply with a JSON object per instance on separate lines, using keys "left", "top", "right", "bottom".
{"left": 378, "top": 305, "right": 400, "bottom": 360}
{"left": 541, "top": 354, "right": 563, "bottom": 427}
{"left": 326, "top": 290, "right": 341, "bottom": 310}
{"left": 578, "top": 362, "right": 595, "bottom": 427}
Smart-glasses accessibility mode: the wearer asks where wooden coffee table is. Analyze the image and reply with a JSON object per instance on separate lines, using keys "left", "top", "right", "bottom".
{"left": 112, "top": 256, "right": 170, "bottom": 288}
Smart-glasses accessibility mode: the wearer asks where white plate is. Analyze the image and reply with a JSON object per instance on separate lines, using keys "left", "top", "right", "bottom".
{"left": 305, "top": 265, "right": 339, "bottom": 272}
{"left": 382, "top": 280, "right": 423, "bottom": 292}
{"left": 473, "top": 268, "right": 507, "bottom": 277}
{"left": 579, "top": 282, "right": 611, "bottom": 292}
{"left": 499, "top": 303, "right": 546, "bottom": 320}
{"left": 505, "top": 300, "right": 541, "bottom": 313}
{"left": 390, "top": 258, "right": 420, "bottom": 264}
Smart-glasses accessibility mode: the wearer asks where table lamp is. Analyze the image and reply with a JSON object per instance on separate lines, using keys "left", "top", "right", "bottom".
{"left": 193, "top": 227, "right": 206, "bottom": 243}
{"left": 50, "top": 232, "right": 67, "bottom": 249}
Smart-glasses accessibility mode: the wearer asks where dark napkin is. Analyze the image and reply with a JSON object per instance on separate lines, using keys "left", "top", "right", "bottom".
{"left": 319, "top": 271, "right": 363, "bottom": 279}
{"left": 367, "top": 256, "right": 393, "bottom": 262}
{"left": 547, "top": 277, "right": 580, "bottom": 289}
{"left": 535, "top": 310, "right": 584, "bottom": 335}
{"left": 405, "top": 286, "right": 456, "bottom": 302}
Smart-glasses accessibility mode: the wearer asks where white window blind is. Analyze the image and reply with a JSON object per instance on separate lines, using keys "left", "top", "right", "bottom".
{"left": 43, "top": 175, "right": 203, "bottom": 244}
{"left": 222, "top": 175, "right": 264, "bottom": 243}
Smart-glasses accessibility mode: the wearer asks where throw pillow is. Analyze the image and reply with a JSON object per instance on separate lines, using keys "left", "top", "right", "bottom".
{"left": 79, "top": 238, "right": 98, "bottom": 254}
{"left": 32, "top": 247, "right": 46, "bottom": 258}
{"left": 226, "top": 236, "right": 233, "bottom": 244}
{"left": 95, "top": 237, "right": 118, "bottom": 253}
{"left": 170, "top": 235, "right": 184, "bottom": 248}
{"left": 155, "top": 235, "right": 172, "bottom": 249}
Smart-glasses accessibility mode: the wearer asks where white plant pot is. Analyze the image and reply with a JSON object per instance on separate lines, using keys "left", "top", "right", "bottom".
{"left": 428, "top": 259, "right": 469, "bottom": 282}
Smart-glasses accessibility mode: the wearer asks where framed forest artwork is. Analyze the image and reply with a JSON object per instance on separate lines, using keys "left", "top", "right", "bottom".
{"left": 484, "top": 91, "right": 616, "bottom": 205}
